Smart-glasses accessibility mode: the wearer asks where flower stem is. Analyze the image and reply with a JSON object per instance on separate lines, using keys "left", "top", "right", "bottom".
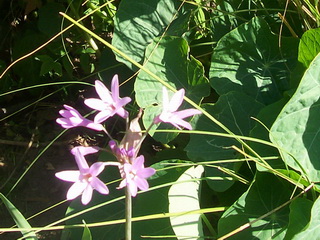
{"left": 125, "top": 187, "right": 132, "bottom": 240}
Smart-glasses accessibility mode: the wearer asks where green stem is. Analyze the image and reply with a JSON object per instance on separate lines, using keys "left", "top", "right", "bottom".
{"left": 125, "top": 187, "right": 132, "bottom": 240}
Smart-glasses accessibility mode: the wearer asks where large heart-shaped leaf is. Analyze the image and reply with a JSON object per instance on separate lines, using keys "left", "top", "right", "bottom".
{"left": 284, "top": 198, "right": 313, "bottom": 240}
{"left": 185, "top": 92, "right": 264, "bottom": 191}
{"left": 209, "top": 17, "right": 298, "bottom": 105}
{"left": 135, "top": 36, "right": 209, "bottom": 143}
{"left": 292, "top": 196, "right": 320, "bottom": 239}
{"left": 218, "top": 172, "right": 292, "bottom": 239}
{"left": 270, "top": 53, "right": 320, "bottom": 182}
{"left": 112, "top": 0, "right": 182, "bottom": 70}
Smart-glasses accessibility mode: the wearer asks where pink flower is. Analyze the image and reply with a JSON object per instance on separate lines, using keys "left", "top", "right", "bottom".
{"left": 55, "top": 146, "right": 109, "bottom": 205}
{"left": 118, "top": 155, "right": 156, "bottom": 197}
{"left": 84, "top": 75, "right": 131, "bottom": 123}
{"left": 56, "top": 105, "right": 105, "bottom": 131}
{"left": 154, "top": 87, "right": 201, "bottom": 130}
{"left": 109, "top": 140, "right": 135, "bottom": 164}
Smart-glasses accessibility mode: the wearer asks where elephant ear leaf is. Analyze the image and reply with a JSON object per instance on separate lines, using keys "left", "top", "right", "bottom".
{"left": 112, "top": 0, "right": 181, "bottom": 70}
{"left": 270, "top": 53, "right": 320, "bottom": 182}
{"left": 209, "top": 17, "right": 298, "bottom": 105}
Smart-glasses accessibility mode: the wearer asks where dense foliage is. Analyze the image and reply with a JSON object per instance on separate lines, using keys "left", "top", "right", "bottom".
{"left": 2, "top": 0, "right": 320, "bottom": 239}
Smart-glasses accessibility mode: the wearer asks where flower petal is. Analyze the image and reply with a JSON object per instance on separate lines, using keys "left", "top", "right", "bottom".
{"left": 59, "top": 109, "right": 73, "bottom": 118}
{"left": 72, "top": 147, "right": 90, "bottom": 171}
{"left": 127, "top": 182, "right": 138, "bottom": 197}
{"left": 89, "top": 162, "right": 106, "bottom": 176}
{"left": 118, "top": 179, "right": 127, "bottom": 189}
{"left": 135, "top": 177, "right": 149, "bottom": 191}
{"left": 84, "top": 121, "right": 105, "bottom": 131}
{"left": 115, "top": 107, "right": 128, "bottom": 119}
{"left": 170, "top": 116, "right": 193, "bottom": 130}
{"left": 90, "top": 177, "right": 109, "bottom": 195}
{"left": 132, "top": 155, "right": 145, "bottom": 171}
{"left": 66, "top": 181, "right": 87, "bottom": 200}
{"left": 71, "top": 146, "right": 99, "bottom": 156}
{"left": 55, "top": 170, "right": 80, "bottom": 182}
{"left": 81, "top": 185, "right": 93, "bottom": 205}
{"left": 137, "top": 167, "right": 156, "bottom": 179}
{"left": 173, "top": 109, "right": 202, "bottom": 119}
{"left": 168, "top": 88, "right": 185, "bottom": 112}
{"left": 94, "top": 109, "right": 115, "bottom": 123}
{"left": 111, "top": 75, "right": 120, "bottom": 101}
{"left": 95, "top": 80, "right": 113, "bottom": 103}
{"left": 116, "top": 97, "right": 132, "bottom": 108}
{"left": 161, "top": 87, "right": 169, "bottom": 112}
{"left": 84, "top": 98, "right": 108, "bottom": 111}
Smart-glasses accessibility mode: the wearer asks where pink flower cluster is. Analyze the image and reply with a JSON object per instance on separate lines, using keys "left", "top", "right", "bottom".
{"left": 55, "top": 75, "right": 201, "bottom": 204}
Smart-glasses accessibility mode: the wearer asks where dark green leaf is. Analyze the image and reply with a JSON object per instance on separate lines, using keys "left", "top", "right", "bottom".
{"left": 218, "top": 172, "right": 292, "bottom": 239}
{"left": 112, "top": 0, "right": 181, "bottom": 70}
{"left": 210, "top": 17, "right": 298, "bottom": 105}
{"left": 284, "top": 198, "right": 313, "bottom": 240}
{"left": 185, "top": 92, "right": 264, "bottom": 191}
{"left": 292, "top": 196, "right": 320, "bottom": 239}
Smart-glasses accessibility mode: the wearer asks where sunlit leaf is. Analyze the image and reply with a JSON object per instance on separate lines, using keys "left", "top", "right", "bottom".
{"left": 210, "top": 17, "right": 298, "bottom": 105}
{"left": 168, "top": 165, "right": 204, "bottom": 240}
{"left": 298, "top": 28, "right": 320, "bottom": 68}
{"left": 270, "top": 53, "right": 320, "bottom": 182}
{"left": 112, "top": 0, "right": 181, "bottom": 70}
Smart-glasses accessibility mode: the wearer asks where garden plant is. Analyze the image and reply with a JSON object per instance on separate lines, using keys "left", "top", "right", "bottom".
{"left": 1, "top": 0, "right": 320, "bottom": 239}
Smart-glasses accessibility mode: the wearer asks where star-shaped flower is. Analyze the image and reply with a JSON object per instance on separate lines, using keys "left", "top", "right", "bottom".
{"left": 84, "top": 75, "right": 131, "bottom": 123}
{"left": 56, "top": 105, "right": 105, "bottom": 131}
{"left": 154, "top": 87, "right": 201, "bottom": 130}
{"left": 55, "top": 146, "right": 109, "bottom": 205}
{"left": 118, "top": 155, "right": 156, "bottom": 197}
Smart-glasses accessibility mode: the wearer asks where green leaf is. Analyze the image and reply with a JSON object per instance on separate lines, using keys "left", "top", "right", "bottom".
{"left": 249, "top": 97, "right": 289, "bottom": 170}
{"left": 112, "top": 0, "right": 181, "bottom": 70}
{"left": 81, "top": 221, "right": 92, "bottom": 240}
{"left": 284, "top": 198, "right": 313, "bottom": 240}
{"left": 36, "top": 55, "right": 62, "bottom": 76}
{"left": 292, "top": 196, "right": 320, "bottom": 239}
{"left": 270, "top": 53, "right": 320, "bottom": 182}
{"left": 185, "top": 92, "right": 264, "bottom": 191}
{"left": 168, "top": 165, "right": 204, "bottom": 239}
{"left": 298, "top": 28, "right": 320, "bottom": 68}
{"left": 0, "top": 193, "right": 38, "bottom": 240}
{"left": 135, "top": 36, "right": 209, "bottom": 143}
{"left": 218, "top": 172, "right": 292, "bottom": 239}
{"left": 209, "top": 0, "right": 240, "bottom": 42}
{"left": 209, "top": 17, "right": 298, "bottom": 105}
{"left": 37, "top": 2, "right": 65, "bottom": 36}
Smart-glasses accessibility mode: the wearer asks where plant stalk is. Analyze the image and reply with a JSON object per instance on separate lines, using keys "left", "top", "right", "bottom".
{"left": 125, "top": 187, "right": 132, "bottom": 240}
